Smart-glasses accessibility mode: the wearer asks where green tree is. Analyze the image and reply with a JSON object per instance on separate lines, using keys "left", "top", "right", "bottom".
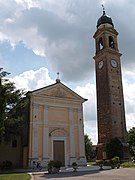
{"left": 4, "top": 97, "right": 29, "bottom": 145}
{"left": 128, "top": 127, "right": 135, "bottom": 157}
{"left": 106, "top": 138, "right": 123, "bottom": 159}
{"left": 84, "top": 134, "right": 93, "bottom": 161}
{"left": 0, "top": 68, "right": 25, "bottom": 142}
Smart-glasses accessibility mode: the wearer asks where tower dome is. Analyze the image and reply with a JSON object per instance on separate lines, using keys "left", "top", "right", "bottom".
{"left": 97, "top": 7, "right": 114, "bottom": 28}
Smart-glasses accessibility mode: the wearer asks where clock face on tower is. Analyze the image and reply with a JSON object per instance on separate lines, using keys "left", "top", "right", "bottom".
{"left": 111, "top": 59, "right": 118, "bottom": 68}
{"left": 98, "top": 60, "right": 104, "bottom": 69}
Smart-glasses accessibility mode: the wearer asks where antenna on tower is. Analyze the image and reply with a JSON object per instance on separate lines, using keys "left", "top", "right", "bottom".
{"left": 102, "top": 4, "right": 106, "bottom": 15}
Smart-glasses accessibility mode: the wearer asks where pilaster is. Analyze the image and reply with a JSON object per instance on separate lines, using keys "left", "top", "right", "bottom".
{"left": 31, "top": 104, "right": 38, "bottom": 159}
{"left": 69, "top": 108, "right": 76, "bottom": 165}
{"left": 78, "top": 109, "right": 86, "bottom": 165}
{"left": 43, "top": 106, "right": 49, "bottom": 160}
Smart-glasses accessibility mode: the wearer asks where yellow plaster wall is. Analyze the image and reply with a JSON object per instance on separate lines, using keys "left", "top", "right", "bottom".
{"left": 73, "top": 109, "right": 78, "bottom": 124}
{"left": 0, "top": 137, "right": 23, "bottom": 167}
{"left": 48, "top": 106, "right": 68, "bottom": 124}
{"left": 33, "top": 96, "right": 81, "bottom": 107}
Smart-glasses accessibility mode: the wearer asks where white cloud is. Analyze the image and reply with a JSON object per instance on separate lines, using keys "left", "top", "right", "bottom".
{"left": 15, "top": 0, "right": 39, "bottom": 9}
{"left": 74, "top": 83, "right": 97, "bottom": 144}
{"left": 0, "top": 32, "right": 8, "bottom": 41}
{"left": 75, "top": 83, "right": 96, "bottom": 121}
{"left": 9, "top": 67, "right": 54, "bottom": 91}
{"left": 0, "top": 0, "right": 97, "bottom": 82}
{"left": 1, "top": 0, "right": 135, "bottom": 82}
{"left": 123, "top": 71, "right": 135, "bottom": 131}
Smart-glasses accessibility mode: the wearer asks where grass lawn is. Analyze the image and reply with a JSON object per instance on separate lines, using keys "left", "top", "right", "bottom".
{"left": 0, "top": 173, "right": 31, "bottom": 180}
{"left": 87, "top": 161, "right": 97, "bottom": 166}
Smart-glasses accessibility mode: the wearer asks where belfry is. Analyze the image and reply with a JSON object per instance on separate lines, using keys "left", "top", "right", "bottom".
{"left": 93, "top": 6, "right": 130, "bottom": 160}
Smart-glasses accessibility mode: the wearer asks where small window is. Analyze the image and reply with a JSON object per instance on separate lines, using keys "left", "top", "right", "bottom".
{"left": 109, "top": 36, "right": 114, "bottom": 48}
{"left": 12, "top": 140, "right": 17, "bottom": 148}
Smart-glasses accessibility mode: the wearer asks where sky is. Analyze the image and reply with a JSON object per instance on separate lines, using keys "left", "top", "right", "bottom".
{"left": 0, "top": 0, "right": 135, "bottom": 144}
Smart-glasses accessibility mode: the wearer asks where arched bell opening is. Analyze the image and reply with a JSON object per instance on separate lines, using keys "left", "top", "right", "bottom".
{"left": 109, "top": 36, "right": 115, "bottom": 49}
{"left": 99, "top": 37, "right": 104, "bottom": 50}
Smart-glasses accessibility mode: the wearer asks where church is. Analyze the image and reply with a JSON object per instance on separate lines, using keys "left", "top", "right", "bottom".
{"left": 27, "top": 78, "right": 87, "bottom": 168}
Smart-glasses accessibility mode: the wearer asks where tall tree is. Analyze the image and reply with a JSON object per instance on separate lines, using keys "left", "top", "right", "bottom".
{"left": 0, "top": 68, "right": 25, "bottom": 142}
{"left": 128, "top": 127, "right": 135, "bottom": 157}
{"left": 84, "top": 134, "right": 93, "bottom": 161}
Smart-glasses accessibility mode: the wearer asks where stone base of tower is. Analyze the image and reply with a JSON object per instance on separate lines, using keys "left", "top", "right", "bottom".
{"left": 122, "top": 143, "right": 131, "bottom": 161}
{"left": 96, "top": 143, "right": 107, "bottom": 160}
{"left": 96, "top": 142, "right": 131, "bottom": 161}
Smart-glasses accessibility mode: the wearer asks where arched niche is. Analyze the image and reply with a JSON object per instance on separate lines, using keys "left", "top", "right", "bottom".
{"left": 49, "top": 128, "right": 68, "bottom": 137}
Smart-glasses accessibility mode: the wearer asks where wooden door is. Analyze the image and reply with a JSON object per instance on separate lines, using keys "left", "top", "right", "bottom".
{"left": 53, "top": 140, "right": 65, "bottom": 166}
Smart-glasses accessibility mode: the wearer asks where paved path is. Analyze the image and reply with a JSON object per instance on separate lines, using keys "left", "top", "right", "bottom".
{"left": 31, "top": 166, "right": 135, "bottom": 180}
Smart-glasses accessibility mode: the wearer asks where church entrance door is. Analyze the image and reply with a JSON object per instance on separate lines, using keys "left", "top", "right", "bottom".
{"left": 53, "top": 140, "right": 65, "bottom": 166}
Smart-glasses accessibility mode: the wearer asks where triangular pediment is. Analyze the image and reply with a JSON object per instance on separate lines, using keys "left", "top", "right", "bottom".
{"left": 31, "top": 82, "right": 86, "bottom": 102}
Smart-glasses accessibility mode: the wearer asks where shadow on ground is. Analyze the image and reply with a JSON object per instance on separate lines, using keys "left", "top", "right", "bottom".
{"left": 36, "top": 169, "right": 111, "bottom": 179}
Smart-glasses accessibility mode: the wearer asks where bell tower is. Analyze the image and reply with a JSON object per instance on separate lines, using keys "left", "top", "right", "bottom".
{"left": 93, "top": 7, "right": 129, "bottom": 160}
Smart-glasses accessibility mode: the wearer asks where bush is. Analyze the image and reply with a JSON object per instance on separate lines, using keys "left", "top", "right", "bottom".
{"left": 72, "top": 162, "right": 78, "bottom": 172}
{"left": 72, "top": 162, "right": 77, "bottom": 167}
{"left": 103, "top": 160, "right": 111, "bottom": 166}
{"left": 47, "top": 160, "right": 62, "bottom": 173}
{"left": 96, "top": 160, "right": 103, "bottom": 165}
{"left": 47, "top": 160, "right": 55, "bottom": 169}
{"left": 131, "top": 156, "right": 135, "bottom": 163}
{"left": 121, "top": 161, "right": 135, "bottom": 168}
{"left": 53, "top": 161, "right": 62, "bottom": 169}
{"left": 2, "top": 160, "right": 12, "bottom": 169}
{"left": 110, "top": 156, "right": 120, "bottom": 169}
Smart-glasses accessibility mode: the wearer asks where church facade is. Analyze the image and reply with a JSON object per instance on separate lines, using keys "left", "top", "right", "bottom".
{"left": 27, "top": 79, "right": 87, "bottom": 168}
